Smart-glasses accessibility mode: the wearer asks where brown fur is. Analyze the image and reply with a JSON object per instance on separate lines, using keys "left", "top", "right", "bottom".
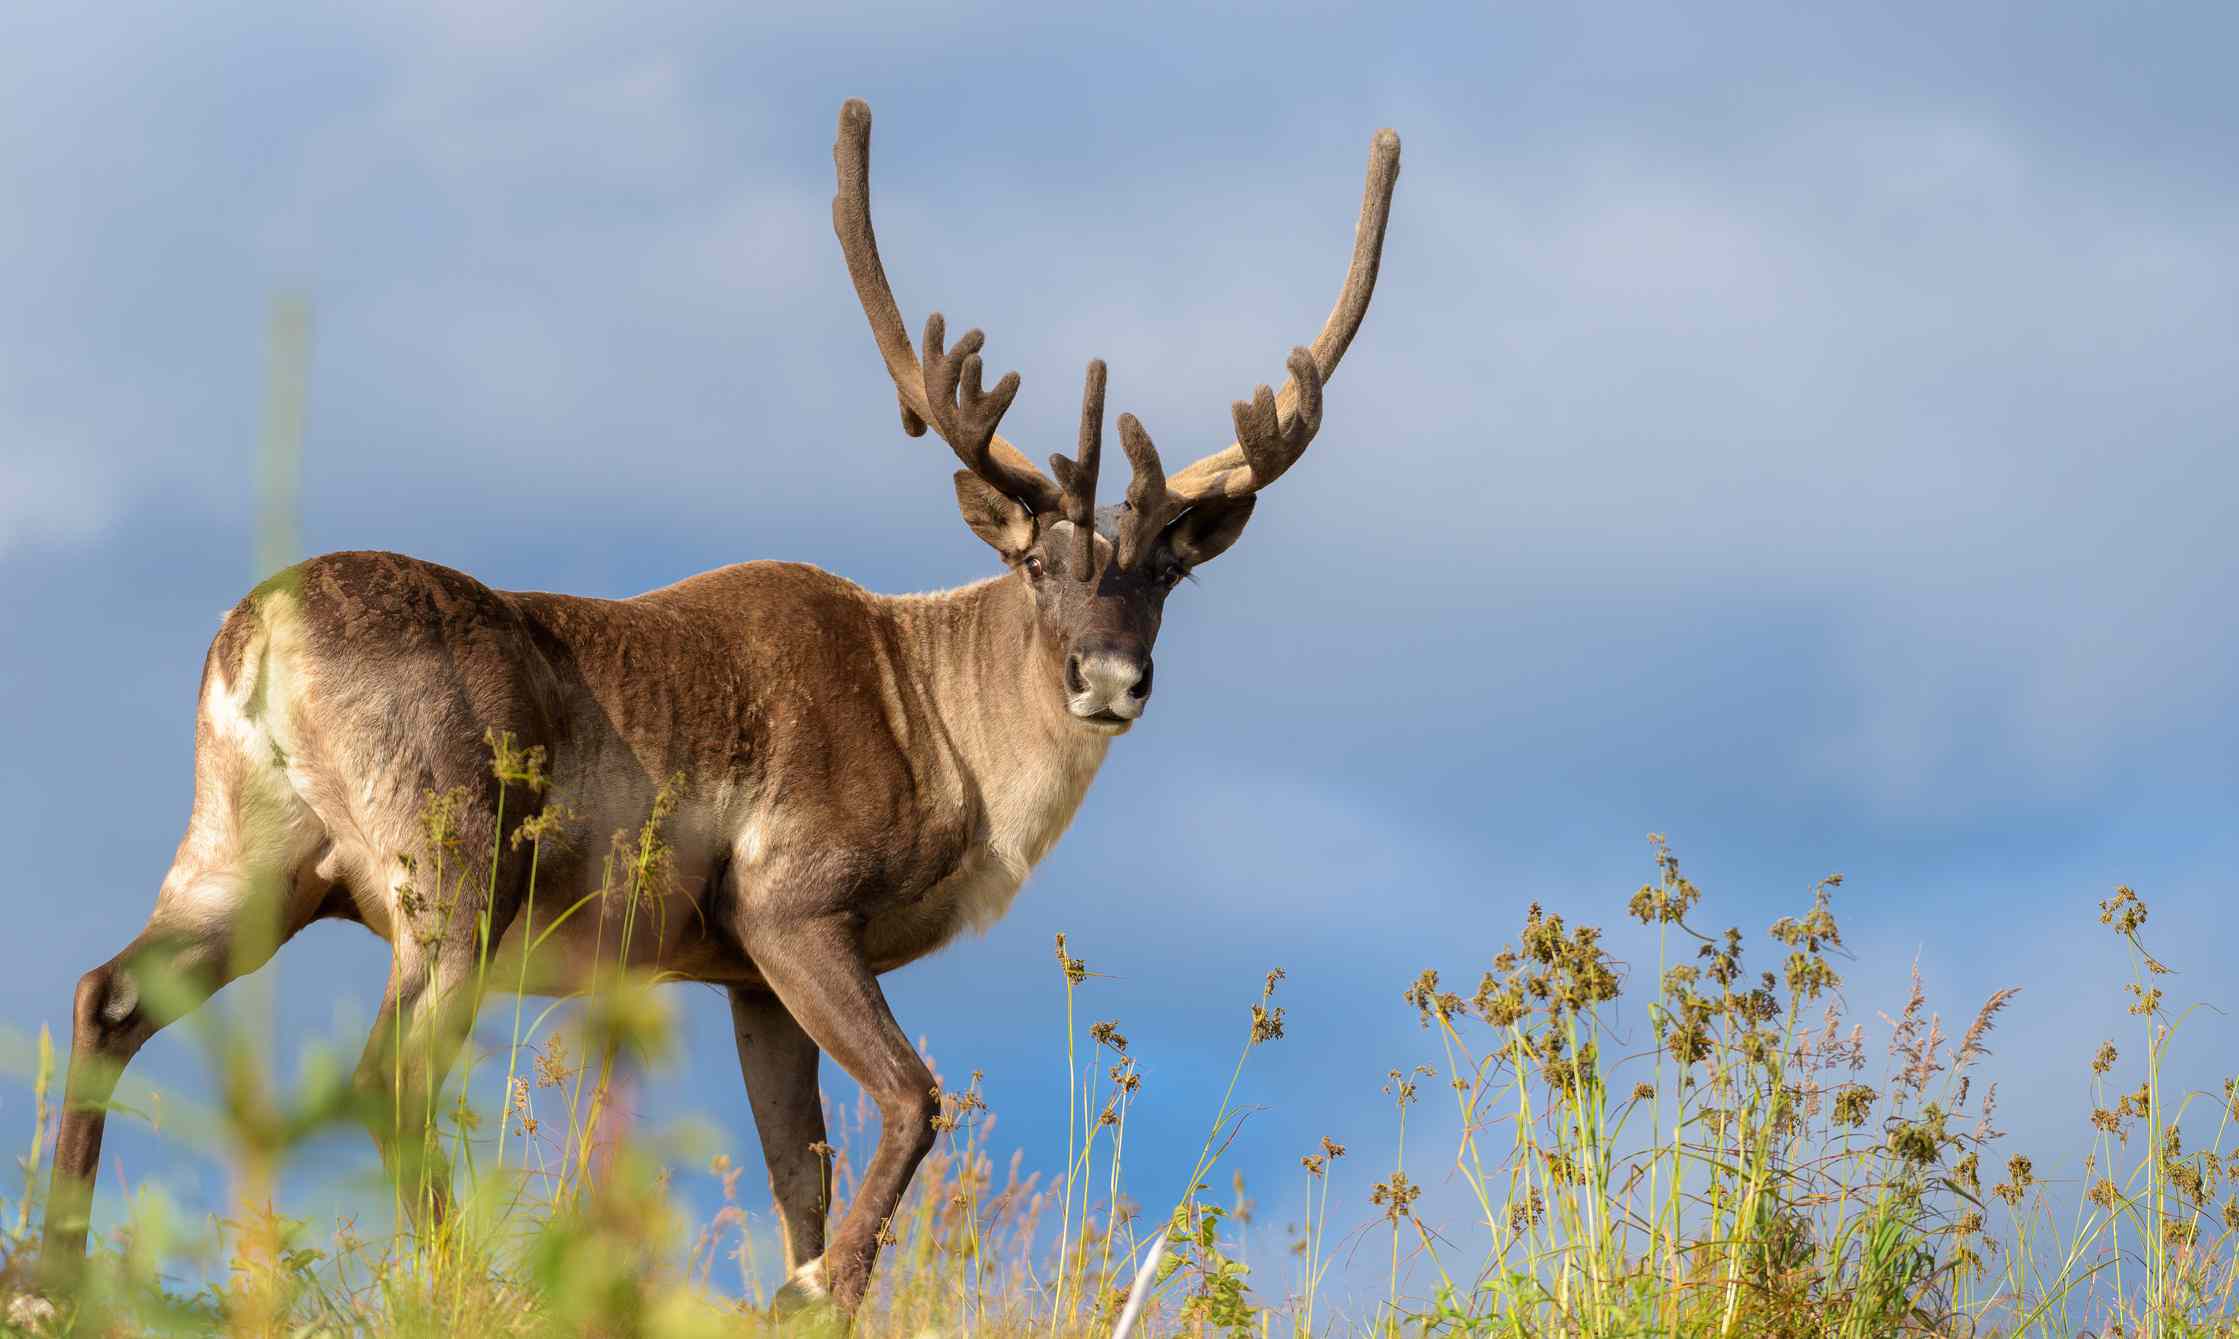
{"left": 39, "top": 100, "right": 1401, "bottom": 1316}
{"left": 41, "top": 545, "right": 1157, "bottom": 1308}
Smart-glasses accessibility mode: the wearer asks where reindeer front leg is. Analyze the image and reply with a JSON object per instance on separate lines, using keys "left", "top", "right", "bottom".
{"left": 729, "top": 987, "right": 832, "bottom": 1285}
{"left": 739, "top": 913, "right": 936, "bottom": 1314}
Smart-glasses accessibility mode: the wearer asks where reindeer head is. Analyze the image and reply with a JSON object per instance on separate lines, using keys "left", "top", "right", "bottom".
{"left": 830, "top": 100, "right": 1399, "bottom": 733}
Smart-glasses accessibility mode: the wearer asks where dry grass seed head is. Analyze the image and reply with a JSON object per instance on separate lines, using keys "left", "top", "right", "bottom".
{"left": 1053, "top": 932, "right": 1087, "bottom": 984}
{"left": 1370, "top": 1170, "right": 1420, "bottom": 1222}
{"left": 1956, "top": 987, "right": 2022, "bottom": 1069}
{"left": 2099, "top": 884, "right": 2148, "bottom": 935}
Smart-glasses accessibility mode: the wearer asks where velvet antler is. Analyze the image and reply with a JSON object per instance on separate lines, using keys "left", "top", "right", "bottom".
{"left": 1047, "top": 359, "right": 1106, "bottom": 577}
{"left": 831, "top": 99, "right": 1064, "bottom": 515}
{"left": 1111, "top": 127, "right": 1401, "bottom": 568}
{"left": 832, "top": 99, "right": 1401, "bottom": 563}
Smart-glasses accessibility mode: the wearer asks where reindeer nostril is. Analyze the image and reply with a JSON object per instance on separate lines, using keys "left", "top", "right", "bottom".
{"left": 1065, "top": 654, "right": 1088, "bottom": 695}
{"left": 1129, "top": 659, "right": 1154, "bottom": 699}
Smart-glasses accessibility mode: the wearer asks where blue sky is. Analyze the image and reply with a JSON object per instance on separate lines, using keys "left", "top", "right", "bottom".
{"left": 3, "top": 0, "right": 2235, "bottom": 1308}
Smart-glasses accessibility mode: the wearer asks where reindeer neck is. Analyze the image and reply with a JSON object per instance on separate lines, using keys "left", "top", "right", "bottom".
{"left": 884, "top": 574, "right": 1112, "bottom": 866}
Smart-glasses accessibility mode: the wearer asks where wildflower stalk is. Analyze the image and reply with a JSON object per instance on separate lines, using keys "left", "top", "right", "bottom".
{"left": 15, "top": 1024, "right": 51, "bottom": 1240}
{"left": 1050, "top": 932, "right": 1084, "bottom": 1333}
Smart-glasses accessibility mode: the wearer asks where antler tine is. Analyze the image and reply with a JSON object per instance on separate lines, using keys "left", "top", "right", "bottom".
{"left": 918, "top": 314, "right": 1027, "bottom": 481}
{"left": 831, "top": 99, "right": 928, "bottom": 436}
{"left": 1114, "top": 413, "right": 1177, "bottom": 572}
{"left": 1165, "top": 127, "right": 1401, "bottom": 507}
{"left": 1229, "top": 346, "right": 1324, "bottom": 492}
{"left": 1311, "top": 127, "right": 1402, "bottom": 374}
{"left": 1048, "top": 359, "right": 1106, "bottom": 577}
{"left": 831, "top": 98, "right": 1061, "bottom": 512}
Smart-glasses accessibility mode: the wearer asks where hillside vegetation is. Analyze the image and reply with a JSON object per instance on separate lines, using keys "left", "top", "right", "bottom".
{"left": 2, "top": 761, "right": 2233, "bottom": 1337}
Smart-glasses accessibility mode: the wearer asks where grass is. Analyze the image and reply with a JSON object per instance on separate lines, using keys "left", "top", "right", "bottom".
{"left": 0, "top": 771, "right": 2233, "bottom": 1336}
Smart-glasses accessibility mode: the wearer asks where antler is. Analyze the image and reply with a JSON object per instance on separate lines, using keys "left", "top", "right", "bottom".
{"left": 1047, "top": 359, "right": 1105, "bottom": 576}
{"left": 1112, "top": 127, "right": 1401, "bottom": 569}
{"left": 831, "top": 98, "right": 1063, "bottom": 515}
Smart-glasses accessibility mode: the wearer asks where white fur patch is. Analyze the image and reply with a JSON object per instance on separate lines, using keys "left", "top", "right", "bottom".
{"left": 773, "top": 1255, "right": 828, "bottom": 1308}
{"left": 940, "top": 728, "right": 1109, "bottom": 934}
{"left": 163, "top": 593, "right": 330, "bottom": 935}
{"left": 5, "top": 1291, "right": 57, "bottom": 1332}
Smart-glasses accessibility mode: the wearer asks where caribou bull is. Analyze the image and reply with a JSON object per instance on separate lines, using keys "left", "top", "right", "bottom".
{"left": 39, "top": 99, "right": 1399, "bottom": 1314}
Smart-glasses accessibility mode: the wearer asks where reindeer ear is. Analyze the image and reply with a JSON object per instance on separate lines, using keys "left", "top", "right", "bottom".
{"left": 1164, "top": 496, "right": 1257, "bottom": 568}
{"left": 954, "top": 471, "right": 1038, "bottom": 560}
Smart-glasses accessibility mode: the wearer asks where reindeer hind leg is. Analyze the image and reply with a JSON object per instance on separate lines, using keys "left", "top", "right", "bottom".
{"left": 351, "top": 940, "right": 484, "bottom": 1233}
{"left": 39, "top": 726, "right": 336, "bottom": 1287}
{"left": 346, "top": 770, "right": 533, "bottom": 1238}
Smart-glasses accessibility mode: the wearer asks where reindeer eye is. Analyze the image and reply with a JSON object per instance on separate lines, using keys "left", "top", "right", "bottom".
{"left": 1158, "top": 566, "right": 1186, "bottom": 589}
{"left": 1023, "top": 555, "right": 1046, "bottom": 579}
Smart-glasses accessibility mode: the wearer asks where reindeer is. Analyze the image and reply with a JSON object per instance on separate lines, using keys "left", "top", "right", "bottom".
{"left": 37, "top": 99, "right": 1399, "bottom": 1315}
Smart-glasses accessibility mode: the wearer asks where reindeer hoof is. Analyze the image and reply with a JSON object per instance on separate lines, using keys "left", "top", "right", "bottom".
{"left": 5, "top": 1291, "right": 60, "bottom": 1334}
{"left": 770, "top": 1256, "right": 832, "bottom": 1316}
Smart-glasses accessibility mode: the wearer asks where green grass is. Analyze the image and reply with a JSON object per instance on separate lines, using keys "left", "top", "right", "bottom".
{"left": 1, "top": 782, "right": 2233, "bottom": 1336}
